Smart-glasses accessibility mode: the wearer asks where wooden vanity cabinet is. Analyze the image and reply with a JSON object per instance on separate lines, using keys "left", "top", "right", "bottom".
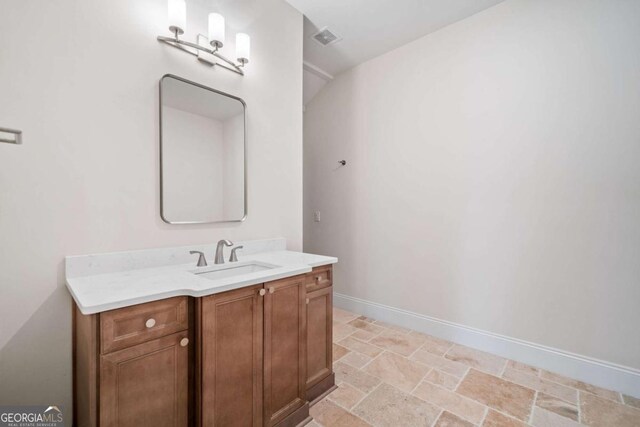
{"left": 74, "top": 266, "right": 334, "bottom": 427}
{"left": 304, "top": 266, "right": 336, "bottom": 403}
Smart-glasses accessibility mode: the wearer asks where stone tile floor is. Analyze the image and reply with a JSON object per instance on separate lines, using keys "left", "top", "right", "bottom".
{"left": 309, "top": 308, "right": 640, "bottom": 427}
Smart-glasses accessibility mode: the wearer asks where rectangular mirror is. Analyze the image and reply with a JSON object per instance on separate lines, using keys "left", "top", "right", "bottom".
{"left": 160, "top": 75, "right": 246, "bottom": 224}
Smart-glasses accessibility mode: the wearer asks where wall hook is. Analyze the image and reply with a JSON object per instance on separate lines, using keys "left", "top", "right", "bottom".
{"left": 338, "top": 160, "right": 346, "bottom": 166}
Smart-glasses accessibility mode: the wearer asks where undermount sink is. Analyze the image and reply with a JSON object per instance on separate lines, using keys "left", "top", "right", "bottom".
{"left": 194, "top": 262, "right": 276, "bottom": 281}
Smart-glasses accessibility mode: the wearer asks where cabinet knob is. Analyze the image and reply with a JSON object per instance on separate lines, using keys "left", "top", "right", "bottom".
{"left": 269, "top": 287, "right": 275, "bottom": 294}
{"left": 259, "top": 289, "right": 266, "bottom": 296}
{"left": 145, "top": 318, "right": 156, "bottom": 328}
{"left": 180, "top": 338, "right": 189, "bottom": 347}
{"left": 316, "top": 276, "right": 322, "bottom": 281}
{"left": 306, "top": 298, "right": 310, "bottom": 305}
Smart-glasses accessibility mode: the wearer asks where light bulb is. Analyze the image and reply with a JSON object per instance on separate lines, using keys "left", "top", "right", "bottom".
{"left": 236, "top": 33, "right": 250, "bottom": 65}
{"left": 167, "top": 0, "right": 186, "bottom": 35}
{"left": 208, "top": 13, "right": 225, "bottom": 48}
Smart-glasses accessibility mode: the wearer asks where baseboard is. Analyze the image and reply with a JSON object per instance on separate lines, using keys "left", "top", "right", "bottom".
{"left": 334, "top": 292, "right": 640, "bottom": 398}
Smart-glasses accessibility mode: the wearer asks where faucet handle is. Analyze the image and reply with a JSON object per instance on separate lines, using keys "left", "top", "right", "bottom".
{"left": 190, "top": 250, "right": 207, "bottom": 267}
{"left": 229, "top": 246, "right": 243, "bottom": 262}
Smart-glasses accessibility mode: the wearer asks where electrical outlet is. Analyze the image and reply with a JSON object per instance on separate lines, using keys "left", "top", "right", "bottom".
{"left": 313, "top": 211, "right": 321, "bottom": 222}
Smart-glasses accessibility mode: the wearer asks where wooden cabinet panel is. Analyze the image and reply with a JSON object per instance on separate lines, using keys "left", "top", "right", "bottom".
{"left": 100, "top": 332, "right": 189, "bottom": 427}
{"left": 199, "top": 285, "right": 263, "bottom": 427}
{"left": 306, "top": 286, "right": 332, "bottom": 389}
{"left": 305, "top": 266, "right": 332, "bottom": 293}
{"left": 263, "top": 276, "right": 307, "bottom": 426}
{"left": 101, "top": 297, "right": 189, "bottom": 354}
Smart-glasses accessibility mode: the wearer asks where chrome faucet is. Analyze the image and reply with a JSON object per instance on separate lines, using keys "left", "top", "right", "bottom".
{"left": 214, "top": 239, "right": 233, "bottom": 264}
{"left": 189, "top": 250, "right": 207, "bottom": 267}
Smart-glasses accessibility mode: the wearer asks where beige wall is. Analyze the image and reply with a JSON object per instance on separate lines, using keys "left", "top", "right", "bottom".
{"left": 0, "top": 0, "right": 302, "bottom": 408}
{"left": 304, "top": 0, "right": 640, "bottom": 369}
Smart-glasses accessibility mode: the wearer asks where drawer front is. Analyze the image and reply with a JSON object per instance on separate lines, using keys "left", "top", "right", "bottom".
{"left": 100, "top": 297, "right": 189, "bottom": 354}
{"left": 305, "top": 266, "right": 332, "bottom": 293}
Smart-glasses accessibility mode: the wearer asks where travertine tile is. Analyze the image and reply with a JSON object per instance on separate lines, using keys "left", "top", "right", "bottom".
{"left": 333, "top": 343, "right": 349, "bottom": 362}
{"left": 348, "top": 319, "right": 385, "bottom": 335}
{"left": 369, "top": 330, "right": 426, "bottom": 356}
{"left": 362, "top": 351, "right": 430, "bottom": 392}
{"left": 306, "top": 420, "right": 322, "bottom": 427}
{"left": 333, "top": 361, "right": 381, "bottom": 393}
{"left": 536, "top": 392, "right": 579, "bottom": 421}
{"left": 310, "top": 399, "right": 371, "bottom": 427}
{"left": 434, "top": 411, "right": 476, "bottom": 427}
{"left": 508, "top": 360, "right": 540, "bottom": 376}
{"left": 446, "top": 345, "right": 507, "bottom": 376}
{"left": 417, "top": 334, "right": 455, "bottom": 356}
{"left": 328, "top": 382, "right": 366, "bottom": 410}
{"left": 353, "top": 383, "right": 441, "bottom": 427}
{"left": 503, "top": 367, "right": 578, "bottom": 404}
{"left": 482, "top": 410, "right": 528, "bottom": 427}
{"left": 333, "top": 308, "right": 359, "bottom": 324}
{"left": 410, "top": 349, "right": 469, "bottom": 378}
{"left": 334, "top": 322, "right": 358, "bottom": 341}
{"left": 373, "top": 320, "right": 411, "bottom": 334}
{"left": 623, "top": 394, "right": 640, "bottom": 409}
{"left": 531, "top": 406, "right": 582, "bottom": 427}
{"left": 541, "top": 370, "right": 622, "bottom": 402}
{"left": 337, "top": 336, "right": 384, "bottom": 358}
{"left": 424, "top": 368, "right": 460, "bottom": 390}
{"left": 340, "top": 351, "right": 372, "bottom": 369}
{"left": 413, "top": 381, "right": 486, "bottom": 424}
{"left": 351, "top": 328, "right": 380, "bottom": 342}
{"left": 580, "top": 391, "right": 640, "bottom": 427}
{"left": 457, "top": 369, "right": 535, "bottom": 421}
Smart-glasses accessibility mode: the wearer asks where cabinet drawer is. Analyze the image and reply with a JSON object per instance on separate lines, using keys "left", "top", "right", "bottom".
{"left": 306, "top": 266, "right": 332, "bottom": 292}
{"left": 100, "top": 297, "right": 189, "bottom": 354}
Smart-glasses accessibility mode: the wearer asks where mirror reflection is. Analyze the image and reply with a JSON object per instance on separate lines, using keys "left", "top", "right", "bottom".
{"left": 160, "top": 75, "right": 246, "bottom": 224}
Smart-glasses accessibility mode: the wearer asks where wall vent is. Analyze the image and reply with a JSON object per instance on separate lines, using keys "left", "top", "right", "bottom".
{"left": 311, "top": 27, "right": 342, "bottom": 47}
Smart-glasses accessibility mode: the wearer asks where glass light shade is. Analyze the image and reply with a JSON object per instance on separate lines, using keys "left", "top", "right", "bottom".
{"left": 208, "top": 13, "right": 225, "bottom": 48}
{"left": 236, "top": 33, "right": 250, "bottom": 64}
{"left": 167, "top": 0, "right": 186, "bottom": 35}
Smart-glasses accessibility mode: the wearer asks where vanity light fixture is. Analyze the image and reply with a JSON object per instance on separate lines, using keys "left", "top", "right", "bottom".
{"left": 157, "top": 0, "right": 250, "bottom": 76}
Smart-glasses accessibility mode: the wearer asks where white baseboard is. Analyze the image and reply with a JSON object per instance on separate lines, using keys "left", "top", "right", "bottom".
{"left": 334, "top": 292, "right": 640, "bottom": 398}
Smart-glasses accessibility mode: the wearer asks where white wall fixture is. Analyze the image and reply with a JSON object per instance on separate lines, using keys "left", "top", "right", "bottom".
{"left": 158, "top": 1, "right": 250, "bottom": 75}
{"left": 0, "top": 127, "right": 22, "bottom": 145}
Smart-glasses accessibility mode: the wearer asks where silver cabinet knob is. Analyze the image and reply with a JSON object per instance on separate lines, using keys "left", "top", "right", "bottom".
{"left": 259, "top": 289, "right": 266, "bottom": 296}
{"left": 306, "top": 298, "right": 310, "bottom": 305}
{"left": 145, "top": 318, "right": 156, "bottom": 328}
{"left": 316, "top": 276, "right": 321, "bottom": 281}
{"left": 269, "top": 287, "right": 275, "bottom": 294}
{"left": 180, "top": 338, "right": 189, "bottom": 347}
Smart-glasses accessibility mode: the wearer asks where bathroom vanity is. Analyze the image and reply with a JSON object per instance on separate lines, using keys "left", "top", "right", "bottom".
{"left": 67, "top": 239, "right": 336, "bottom": 427}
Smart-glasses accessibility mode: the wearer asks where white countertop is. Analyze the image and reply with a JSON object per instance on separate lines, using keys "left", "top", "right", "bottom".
{"left": 66, "top": 249, "right": 337, "bottom": 315}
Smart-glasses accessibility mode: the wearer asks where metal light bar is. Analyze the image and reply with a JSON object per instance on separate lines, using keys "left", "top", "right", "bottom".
{"left": 157, "top": 33, "right": 245, "bottom": 76}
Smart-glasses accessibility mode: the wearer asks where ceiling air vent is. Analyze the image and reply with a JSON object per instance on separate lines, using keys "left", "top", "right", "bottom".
{"left": 311, "top": 27, "right": 342, "bottom": 47}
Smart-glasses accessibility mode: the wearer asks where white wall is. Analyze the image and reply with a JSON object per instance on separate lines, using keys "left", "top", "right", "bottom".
{"left": 0, "top": 0, "right": 302, "bottom": 410}
{"left": 304, "top": 0, "right": 640, "bottom": 370}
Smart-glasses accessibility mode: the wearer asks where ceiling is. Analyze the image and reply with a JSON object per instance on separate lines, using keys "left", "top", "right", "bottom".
{"left": 290, "top": 0, "right": 506, "bottom": 104}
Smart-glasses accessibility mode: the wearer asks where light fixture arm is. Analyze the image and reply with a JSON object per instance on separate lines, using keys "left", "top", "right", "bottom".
{"left": 157, "top": 34, "right": 245, "bottom": 76}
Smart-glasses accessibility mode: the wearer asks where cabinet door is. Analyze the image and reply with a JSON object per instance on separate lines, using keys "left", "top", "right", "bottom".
{"left": 263, "top": 276, "right": 307, "bottom": 426}
{"left": 200, "top": 285, "right": 264, "bottom": 427}
{"left": 100, "top": 332, "right": 189, "bottom": 427}
{"left": 306, "top": 286, "right": 333, "bottom": 390}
